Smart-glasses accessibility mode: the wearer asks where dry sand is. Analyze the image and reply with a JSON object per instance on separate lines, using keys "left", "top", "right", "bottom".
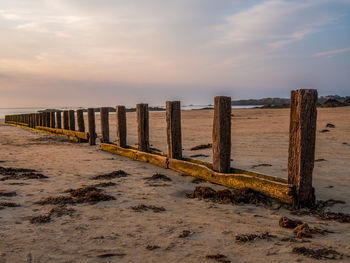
{"left": 0, "top": 107, "right": 349, "bottom": 262}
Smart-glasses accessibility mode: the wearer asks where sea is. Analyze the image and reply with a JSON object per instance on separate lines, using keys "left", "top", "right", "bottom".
{"left": 0, "top": 105, "right": 260, "bottom": 119}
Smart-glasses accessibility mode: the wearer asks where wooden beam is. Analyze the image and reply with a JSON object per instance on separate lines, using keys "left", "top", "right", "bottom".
{"left": 166, "top": 101, "right": 182, "bottom": 159}
{"left": 136, "top": 103, "right": 150, "bottom": 152}
{"left": 87, "top": 108, "right": 96, "bottom": 145}
{"left": 77, "top": 109, "right": 85, "bottom": 132}
{"left": 288, "top": 89, "right": 317, "bottom": 207}
{"left": 212, "top": 96, "right": 232, "bottom": 173}
{"left": 116, "top": 106, "right": 127, "bottom": 147}
{"left": 100, "top": 107, "right": 110, "bottom": 143}
{"left": 68, "top": 110, "right": 75, "bottom": 131}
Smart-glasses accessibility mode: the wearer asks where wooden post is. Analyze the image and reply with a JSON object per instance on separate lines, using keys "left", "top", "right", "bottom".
{"left": 40, "top": 113, "right": 44, "bottom": 126}
{"left": 50, "top": 112, "right": 56, "bottom": 128}
{"left": 136, "top": 103, "right": 150, "bottom": 152}
{"left": 116, "top": 106, "right": 127, "bottom": 147}
{"left": 87, "top": 108, "right": 96, "bottom": 145}
{"left": 56, "top": 111, "right": 62, "bottom": 129}
{"left": 63, "top": 110, "right": 69, "bottom": 130}
{"left": 212, "top": 96, "right": 231, "bottom": 173}
{"left": 77, "top": 109, "right": 85, "bottom": 132}
{"left": 100, "top": 107, "right": 109, "bottom": 143}
{"left": 68, "top": 110, "right": 75, "bottom": 131}
{"left": 43, "top": 113, "right": 47, "bottom": 127}
{"left": 166, "top": 101, "right": 182, "bottom": 159}
{"left": 288, "top": 89, "right": 317, "bottom": 207}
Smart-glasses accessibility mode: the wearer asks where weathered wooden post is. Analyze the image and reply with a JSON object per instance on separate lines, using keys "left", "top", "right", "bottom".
{"left": 100, "top": 107, "right": 110, "bottom": 143}
{"left": 45, "top": 112, "right": 50, "bottom": 127}
{"left": 68, "top": 110, "right": 75, "bottom": 131}
{"left": 77, "top": 109, "right": 85, "bottom": 132}
{"left": 35, "top": 113, "right": 39, "bottom": 127}
{"left": 212, "top": 96, "right": 231, "bottom": 173}
{"left": 63, "top": 110, "right": 69, "bottom": 130}
{"left": 40, "top": 113, "right": 44, "bottom": 126}
{"left": 288, "top": 89, "right": 317, "bottom": 207}
{"left": 56, "top": 111, "right": 62, "bottom": 129}
{"left": 166, "top": 101, "right": 182, "bottom": 159}
{"left": 136, "top": 103, "right": 150, "bottom": 152}
{"left": 87, "top": 108, "right": 96, "bottom": 145}
{"left": 50, "top": 112, "right": 56, "bottom": 128}
{"left": 116, "top": 106, "right": 127, "bottom": 147}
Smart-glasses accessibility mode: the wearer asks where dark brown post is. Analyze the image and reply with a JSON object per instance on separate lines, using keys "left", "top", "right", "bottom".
{"left": 100, "top": 107, "right": 109, "bottom": 143}
{"left": 56, "top": 111, "right": 62, "bottom": 129}
{"left": 63, "top": 110, "right": 69, "bottom": 130}
{"left": 116, "top": 106, "right": 127, "bottom": 147}
{"left": 50, "top": 112, "right": 55, "bottom": 128}
{"left": 136, "top": 103, "right": 150, "bottom": 152}
{"left": 35, "top": 113, "right": 39, "bottom": 127}
{"left": 44, "top": 112, "right": 48, "bottom": 127}
{"left": 166, "top": 101, "right": 182, "bottom": 159}
{"left": 212, "top": 96, "right": 231, "bottom": 173}
{"left": 77, "top": 109, "right": 85, "bottom": 132}
{"left": 87, "top": 108, "right": 96, "bottom": 145}
{"left": 40, "top": 113, "right": 44, "bottom": 126}
{"left": 68, "top": 110, "right": 75, "bottom": 131}
{"left": 288, "top": 89, "right": 317, "bottom": 207}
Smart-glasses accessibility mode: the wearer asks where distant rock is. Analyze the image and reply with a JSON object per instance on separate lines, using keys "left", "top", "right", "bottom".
{"left": 321, "top": 99, "right": 344, "bottom": 108}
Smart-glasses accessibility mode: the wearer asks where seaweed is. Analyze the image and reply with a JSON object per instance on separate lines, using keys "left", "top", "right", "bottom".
{"left": 144, "top": 173, "right": 172, "bottom": 182}
{"left": 130, "top": 204, "right": 166, "bottom": 213}
{"left": 292, "top": 247, "right": 342, "bottom": 260}
{"left": 91, "top": 170, "right": 128, "bottom": 180}
{"left": 205, "top": 254, "right": 230, "bottom": 263}
{"left": 235, "top": 232, "right": 275, "bottom": 242}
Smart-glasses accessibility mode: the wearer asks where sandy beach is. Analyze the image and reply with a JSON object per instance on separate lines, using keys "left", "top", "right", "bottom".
{"left": 0, "top": 107, "right": 349, "bottom": 263}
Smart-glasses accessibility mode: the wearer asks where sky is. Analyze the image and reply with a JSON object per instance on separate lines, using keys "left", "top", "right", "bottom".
{"left": 0, "top": 0, "right": 350, "bottom": 107}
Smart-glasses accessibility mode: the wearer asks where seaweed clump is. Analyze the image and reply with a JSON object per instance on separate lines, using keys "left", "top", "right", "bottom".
{"left": 235, "top": 232, "right": 275, "bottom": 243}
{"left": 0, "top": 166, "right": 47, "bottom": 181}
{"left": 186, "top": 187, "right": 270, "bottom": 205}
{"left": 30, "top": 206, "right": 75, "bottom": 224}
{"left": 35, "top": 186, "right": 115, "bottom": 205}
{"left": 292, "top": 247, "right": 342, "bottom": 260}
{"left": 130, "top": 204, "right": 166, "bottom": 213}
{"left": 91, "top": 170, "right": 128, "bottom": 180}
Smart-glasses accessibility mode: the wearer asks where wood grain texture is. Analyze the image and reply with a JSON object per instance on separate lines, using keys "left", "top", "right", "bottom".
{"left": 87, "top": 108, "right": 96, "bottom": 145}
{"left": 288, "top": 89, "right": 317, "bottom": 207}
{"left": 100, "top": 107, "right": 110, "bottom": 143}
{"left": 50, "top": 112, "right": 56, "bottom": 128}
{"left": 212, "top": 96, "right": 232, "bottom": 173}
{"left": 77, "top": 109, "right": 85, "bottom": 132}
{"left": 136, "top": 104, "right": 150, "bottom": 152}
{"left": 166, "top": 101, "right": 182, "bottom": 159}
{"left": 116, "top": 106, "right": 127, "bottom": 147}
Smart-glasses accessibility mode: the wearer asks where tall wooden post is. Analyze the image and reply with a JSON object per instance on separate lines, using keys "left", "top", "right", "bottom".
{"left": 100, "top": 107, "right": 110, "bottom": 143}
{"left": 212, "top": 96, "right": 231, "bottom": 173}
{"left": 288, "top": 89, "right": 317, "bottom": 207}
{"left": 77, "top": 109, "right": 85, "bottom": 132}
{"left": 87, "top": 108, "right": 96, "bottom": 145}
{"left": 56, "top": 111, "right": 62, "bottom": 129}
{"left": 166, "top": 101, "right": 182, "bottom": 159}
{"left": 44, "top": 112, "right": 49, "bottom": 127}
{"left": 50, "top": 112, "right": 56, "bottom": 128}
{"left": 136, "top": 103, "right": 150, "bottom": 152}
{"left": 68, "top": 110, "right": 75, "bottom": 131}
{"left": 63, "top": 110, "right": 69, "bottom": 130}
{"left": 35, "top": 113, "right": 39, "bottom": 127}
{"left": 40, "top": 113, "right": 43, "bottom": 126}
{"left": 116, "top": 106, "right": 127, "bottom": 147}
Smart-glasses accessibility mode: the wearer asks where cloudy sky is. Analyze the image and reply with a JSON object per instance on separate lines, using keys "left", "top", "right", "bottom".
{"left": 0, "top": 0, "right": 350, "bottom": 107}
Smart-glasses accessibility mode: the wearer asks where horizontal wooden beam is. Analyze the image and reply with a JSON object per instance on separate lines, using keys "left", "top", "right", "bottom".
{"left": 101, "top": 143, "right": 294, "bottom": 204}
{"left": 36, "top": 126, "right": 88, "bottom": 141}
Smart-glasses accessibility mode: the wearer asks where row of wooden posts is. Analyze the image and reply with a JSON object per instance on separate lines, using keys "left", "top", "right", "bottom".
{"left": 4, "top": 89, "right": 318, "bottom": 206}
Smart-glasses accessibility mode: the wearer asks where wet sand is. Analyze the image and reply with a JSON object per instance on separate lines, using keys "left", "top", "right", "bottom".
{"left": 0, "top": 107, "right": 349, "bottom": 262}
